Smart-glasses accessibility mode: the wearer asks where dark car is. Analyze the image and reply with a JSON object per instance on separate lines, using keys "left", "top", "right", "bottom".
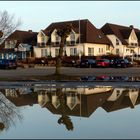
{"left": 80, "top": 59, "right": 96, "bottom": 68}
{"left": 0, "top": 59, "right": 17, "bottom": 69}
{"left": 96, "top": 59, "right": 110, "bottom": 67}
{"left": 112, "top": 58, "right": 132, "bottom": 68}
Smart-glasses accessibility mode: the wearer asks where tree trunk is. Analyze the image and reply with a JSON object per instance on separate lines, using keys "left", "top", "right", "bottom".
{"left": 55, "top": 37, "right": 65, "bottom": 75}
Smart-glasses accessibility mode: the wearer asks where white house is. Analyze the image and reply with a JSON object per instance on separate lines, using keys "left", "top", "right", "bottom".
{"left": 34, "top": 19, "right": 113, "bottom": 58}
{"left": 101, "top": 23, "right": 140, "bottom": 59}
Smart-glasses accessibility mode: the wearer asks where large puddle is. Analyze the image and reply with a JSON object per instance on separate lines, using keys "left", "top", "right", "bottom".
{"left": 0, "top": 83, "right": 140, "bottom": 138}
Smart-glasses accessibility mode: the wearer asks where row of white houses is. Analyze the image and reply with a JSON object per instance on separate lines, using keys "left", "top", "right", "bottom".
{"left": 1, "top": 19, "right": 140, "bottom": 60}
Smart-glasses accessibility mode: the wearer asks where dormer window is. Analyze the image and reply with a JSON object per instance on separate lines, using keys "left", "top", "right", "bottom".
{"left": 70, "top": 32, "right": 75, "bottom": 41}
{"left": 56, "top": 34, "right": 60, "bottom": 42}
{"left": 116, "top": 39, "right": 119, "bottom": 45}
{"left": 69, "top": 32, "right": 76, "bottom": 45}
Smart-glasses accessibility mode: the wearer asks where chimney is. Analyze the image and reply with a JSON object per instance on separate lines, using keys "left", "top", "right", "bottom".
{"left": 130, "top": 25, "right": 134, "bottom": 29}
{"left": 28, "top": 30, "right": 32, "bottom": 33}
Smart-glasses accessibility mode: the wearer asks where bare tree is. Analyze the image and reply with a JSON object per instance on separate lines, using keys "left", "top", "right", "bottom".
{"left": 0, "top": 92, "right": 23, "bottom": 131}
{"left": 55, "top": 24, "right": 72, "bottom": 75}
{"left": 0, "top": 10, "right": 21, "bottom": 44}
{"left": 56, "top": 88, "right": 74, "bottom": 131}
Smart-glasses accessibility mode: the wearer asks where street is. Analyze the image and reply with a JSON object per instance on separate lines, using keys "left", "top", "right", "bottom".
{"left": 0, "top": 66, "right": 139, "bottom": 78}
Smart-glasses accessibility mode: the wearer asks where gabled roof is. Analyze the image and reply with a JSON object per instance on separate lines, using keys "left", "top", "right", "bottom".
{"left": 101, "top": 23, "right": 140, "bottom": 46}
{"left": 135, "top": 29, "right": 140, "bottom": 46}
{"left": 102, "top": 90, "right": 140, "bottom": 112}
{"left": 6, "top": 30, "right": 38, "bottom": 46}
{"left": 43, "top": 19, "right": 112, "bottom": 45}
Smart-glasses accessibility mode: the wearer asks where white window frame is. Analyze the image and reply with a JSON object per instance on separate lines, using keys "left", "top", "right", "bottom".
{"left": 88, "top": 48, "right": 94, "bottom": 56}
{"left": 41, "top": 49, "right": 48, "bottom": 57}
{"left": 70, "top": 48, "right": 77, "bottom": 56}
{"left": 55, "top": 48, "right": 59, "bottom": 57}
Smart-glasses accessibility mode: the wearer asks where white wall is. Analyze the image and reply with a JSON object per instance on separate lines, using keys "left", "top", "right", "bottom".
{"left": 34, "top": 47, "right": 42, "bottom": 58}
{"left": 107, "top": 35, "right": 126, "bottom": 57}
{"left": 84, "top": 43, "right": 108, "bottom": 56}
{"left": 34, "top": 43, "right": 112, "bottom": 58}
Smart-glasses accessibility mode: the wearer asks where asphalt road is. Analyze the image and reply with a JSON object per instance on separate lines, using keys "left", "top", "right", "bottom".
{"left": 0, "top": 66, "right": 140, "bottom": 78}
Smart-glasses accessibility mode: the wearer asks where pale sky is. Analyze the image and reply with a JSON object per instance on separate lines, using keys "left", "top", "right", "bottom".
{"left": 0, "top": 1, "right": 140, "bottom": 32}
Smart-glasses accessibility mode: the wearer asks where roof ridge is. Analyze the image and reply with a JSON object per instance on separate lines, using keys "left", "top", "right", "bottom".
{"left": 51, "top": 19, "right": 89, "bottom": 24}
{"left": 14, "top": 29, "right": 38, "bottom": 33}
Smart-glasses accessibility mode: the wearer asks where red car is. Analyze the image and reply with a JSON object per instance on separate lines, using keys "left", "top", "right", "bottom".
{"left": 96, "top": 59, "right": 110, "bottom": 67}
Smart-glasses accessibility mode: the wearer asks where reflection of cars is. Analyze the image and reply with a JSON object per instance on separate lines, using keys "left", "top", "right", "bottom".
{"left": 110, "top": 76, "right": 129, "bottom": 81}
{"left": 96, "top": 75, "right": 110, "bottom": 81}
{"left": 80, "top": 59, "right": 96, "bottom": 68}
{"left": 0, "top": 59, "right": 17, "bottom": 69}
{"left": 112, "top": 58, "right": 132, "bottom": 68}
{"left": 96, "top": 59, "right": 110, "bottom": 67}
{"left": 81, "top": 76, "right": 96, "bottom": 81}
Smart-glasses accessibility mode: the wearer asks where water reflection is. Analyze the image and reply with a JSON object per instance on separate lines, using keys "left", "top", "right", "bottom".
{"left": 80, "top": 75, "right": 140, "bottom": 81}
{"left": 0, "top": 85, "right": 140, "bottom": 131}
{"left": 0, "top": 90, "right": 22, "bottom": 131}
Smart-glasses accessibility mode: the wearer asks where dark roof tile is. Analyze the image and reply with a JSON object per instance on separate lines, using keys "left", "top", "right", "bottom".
{"left": 44, "top": 19, "right": 112, "bottom": 45}
{"left": 101, "top": 23, "right": 140, "bottom": 45}
{"left": 6, "top": 30, "right": 38, "bottom": 45}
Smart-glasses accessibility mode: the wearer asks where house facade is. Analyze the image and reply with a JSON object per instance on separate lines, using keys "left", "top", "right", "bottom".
{"left": 101, "top": 23, "right": 140, "bottom": 59}
{"left": 0, "top": 30, "right": 37, "bottom": 60}
{"left": 34, "top": 19, "right": 113, "bottom": 58}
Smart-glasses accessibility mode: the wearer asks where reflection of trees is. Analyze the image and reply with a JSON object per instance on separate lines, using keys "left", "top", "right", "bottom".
{"left": 56, "top": 88, "right": 74, "bottom": 131}
{"left": 0, "top": 92, "right": 22, "bottom": 131}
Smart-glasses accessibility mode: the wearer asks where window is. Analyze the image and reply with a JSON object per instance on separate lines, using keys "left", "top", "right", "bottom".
{"left": 5, "top": 41, "right": 10, "bottom": 48}
{"left": 102, "top": 48, "right": 104, "bottom": 53}
{"left": 126, "top": 49, "right": 129, "bottom": 52}
{"left": 70, "top": 48, "right": 77, "bottom": 56}
{"left": 116, "top": 39, "right": 119, "bottom": 45}
{"left": 56, "top": 34, "right": 60, "bottom": 42}
{"left": 41, "top": 49, "right": 48, "bottom": 57}
{"left": 106, "top": 46, "right": 110, "bottom": 51}
{"left": 88, "top": 48, "right": 94, "bottom": 56}
{"left": 99, "top": 48, "right": 103, "bottom": 53}
{"left": 116, "top": 49, "right": 119, "bottom": 54}
{"left": 131, "top": 50, "right": 134, "bottom": 53}
{"left": 70, "top": 32, "right": 75, "bottom": 41}
{"left": 41, "top": 37, "right": 45, "bottom": 42}
{"left": 55, "top": 49, "right": 59, "bottom": 57}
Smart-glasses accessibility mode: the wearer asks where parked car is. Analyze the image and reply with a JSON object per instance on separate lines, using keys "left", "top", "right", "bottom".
{"left": 96, "top": 59, "right": 110, "bottom": 67}
{"left": 79, "top": 59, "right": 96, "bottom": 68}
{"left": 111, "top": 58, "right": 132, "bottom": 68}
{"left": 0, "top": 59, "right": 17, "bottom": 69}
{"left": 62, "top": 59, "right": 76, "bottom": 67}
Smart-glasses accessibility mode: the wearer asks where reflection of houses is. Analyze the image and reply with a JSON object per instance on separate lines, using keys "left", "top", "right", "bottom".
{"left": 34, "top": 19, "right": 112, "bottom": 58}
{"left": 37, "top": 87, "right": 113, "bottom": 117}
{"left": 0, "top": 86, "right": 140, "bottom": 118}
{"left": 0, "top": 30, "right": 37, "bottom": 60}
{"left": 101, "top": 23, "right": 140, "bottom": 59}
{"left": 102, "top": 88, "right": 140, "bottom": 112}
{"left": 0, "top": 88, "right": 37, "bottom": 107}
